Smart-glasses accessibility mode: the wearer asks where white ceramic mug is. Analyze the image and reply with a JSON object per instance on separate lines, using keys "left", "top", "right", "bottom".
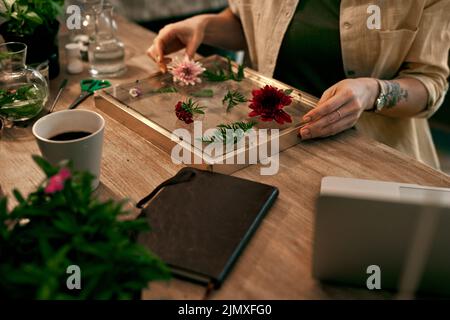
{"left": 32, "top": 110, "right": 105, "bottom": 189}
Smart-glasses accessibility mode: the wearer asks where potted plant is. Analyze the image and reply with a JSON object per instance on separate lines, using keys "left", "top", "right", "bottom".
{"left": 0, "top": 156, "right": 171, "bottom": 299}
{"left": 0, "top": 0, "right": 64, "bottom": 79}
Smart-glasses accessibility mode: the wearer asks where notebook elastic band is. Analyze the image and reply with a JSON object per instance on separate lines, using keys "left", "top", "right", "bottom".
{"left": 136, "top": 169, "right": 197, "bottom": 209}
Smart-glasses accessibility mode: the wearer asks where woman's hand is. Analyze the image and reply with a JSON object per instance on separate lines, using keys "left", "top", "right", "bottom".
{"left": 147, "top": 9, "right": 246, "bottom": 73}
{"left": 147, "top": 15, "right": 209, "bottom": 72}
{"left": 299, "top": 78, "right": 379, "bottom": 140}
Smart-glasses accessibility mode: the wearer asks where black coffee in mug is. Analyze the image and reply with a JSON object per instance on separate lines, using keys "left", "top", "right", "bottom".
{"left": 50, "top": 131, "right": 92, "bottom": 141}
{"left": 33, "top": 110, "right": 105, "bottom": 190}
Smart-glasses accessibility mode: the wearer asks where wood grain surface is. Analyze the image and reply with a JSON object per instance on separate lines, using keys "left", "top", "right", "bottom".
{"left": 1, "top": 17, "right": 449, "bottom": 300}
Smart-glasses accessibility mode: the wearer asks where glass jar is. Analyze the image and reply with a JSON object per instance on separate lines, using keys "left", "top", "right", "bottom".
{"left": 0, "top": 42, "right": 49, "bottom": 122}
{"left": 68, "top": 0, "right": 102, "bottom": 61}
{"left": 88, "top": 2, "right": 126, "bottom": 77}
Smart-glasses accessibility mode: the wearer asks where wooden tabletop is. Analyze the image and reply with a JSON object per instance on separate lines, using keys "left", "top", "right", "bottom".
{"left": 1, "top": 17, "right": 449, "bottom": 300}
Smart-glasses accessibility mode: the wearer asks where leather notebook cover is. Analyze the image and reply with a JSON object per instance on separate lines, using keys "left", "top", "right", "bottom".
{"left": 137, "top": 168, "right": 279, "bottom": 287}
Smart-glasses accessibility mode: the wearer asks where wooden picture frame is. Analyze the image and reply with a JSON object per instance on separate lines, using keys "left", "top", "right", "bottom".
{"left": 95, "top": 55, "right": 318, "bottom": 174}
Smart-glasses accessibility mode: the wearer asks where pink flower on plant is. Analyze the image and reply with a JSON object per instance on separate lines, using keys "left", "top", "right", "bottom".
{"left": 45, "top": 168, "right": 71, "bottom": 194}
{"left": 169, "top": 56, "right": 206, "bottom": 86}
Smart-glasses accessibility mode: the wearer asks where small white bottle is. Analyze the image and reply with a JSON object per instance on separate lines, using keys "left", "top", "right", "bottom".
{"left": 65, "top": 43, "right": 84, "bottom": 74}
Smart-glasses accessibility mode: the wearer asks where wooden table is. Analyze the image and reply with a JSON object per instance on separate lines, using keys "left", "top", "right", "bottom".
{"left": 1, "top": 17, "right": 449, "bottom": 300}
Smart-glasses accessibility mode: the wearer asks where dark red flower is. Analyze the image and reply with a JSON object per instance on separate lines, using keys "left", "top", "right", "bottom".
{"left": 248, "top": 85, "right": 293, "bottom": 124}
{"left": 175, "top": 99, "right": 205, "bottom": 124}
{"left": 175, "top": 101, "right": 194, "bottom": 124}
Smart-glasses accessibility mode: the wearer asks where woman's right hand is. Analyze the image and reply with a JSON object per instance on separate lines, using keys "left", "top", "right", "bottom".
{"left": 147, "top": 15, "right": 209, "bottom": 72}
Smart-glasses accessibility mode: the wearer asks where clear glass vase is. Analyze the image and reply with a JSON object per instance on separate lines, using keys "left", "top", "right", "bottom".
{"left": 88, "top": 2, "right": 126, "bottom": 77}
{"left": 0, "top": 42, "right": 49, "bottom": 123}
{"left": 68, "top": 0, "right": 101, "bottom": 42}
{"left": 68, "top": 0, "right": 101, "bottom": 61}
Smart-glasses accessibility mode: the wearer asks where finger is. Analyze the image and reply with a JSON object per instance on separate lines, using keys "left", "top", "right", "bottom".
{"left": 300, "top": 114, "right": 355, "bottom": 140}
{"left": 153, "top": 38, "right": 165, "bottom": 63}
{"left": 153, "top": 38, "right": 166, "bottom": 64}
{"left": 147, "top": 45, "right": 166, "bottom": 73}
{"left": 158, "top": 57, "right": 173, "bottom": 73}
{"left": 321, "top": 114, "right": 356, "bottom": 138}
{"left": 148, "top": 43, "right": 172, "bottom": 64}
{"left": 147, "top": 49, "right": 172, "bottom": 64}
{"left": 146, "top": 44, "right": 158, "bottom": 62}
{"left": 185, "top": 33, "right": 201, "bottom": 59}
{"left": 300, "top": 102, "right": 357, "bottom": 139}
{"left": 318, "top": 86, "right": 337, "bottom": 105}
{"left": 161, "top": 57, "right": 172, "bottom": 65}
{"left": 159, "top": 63, "right": 168, "bottom": 73}
{"left": 301, "top": 87, "right": 335, "bottom": 124}
{"left": 152, "top": 27, "right": 180, "bottom": 69}
{"left": 303, "top": 88, "right": 352, "bottom": 123}
{"left": 307, "top": 101, "right": 357, "bottom": 133}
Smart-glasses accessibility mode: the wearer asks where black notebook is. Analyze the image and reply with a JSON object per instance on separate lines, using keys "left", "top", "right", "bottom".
{"left": 137, "top": 168, "right": 279, "bottom": 288}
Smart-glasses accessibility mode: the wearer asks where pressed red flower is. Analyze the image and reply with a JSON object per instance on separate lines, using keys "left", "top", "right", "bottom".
{"left": 45, "top": 168, "right": 71, "bottom": 194}
{"left": 248, "top": 85, "right": 293, "bottom": 125}
{"left": 175, "top": 99, "right": 205, "bottom": 124}
{"left": 175, "top": 101, "right": 194, "bottom": 124}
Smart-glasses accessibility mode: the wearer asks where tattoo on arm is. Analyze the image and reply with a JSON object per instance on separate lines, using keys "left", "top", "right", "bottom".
{"left": 384, "top": 81, "right": 408, "bottom": 108}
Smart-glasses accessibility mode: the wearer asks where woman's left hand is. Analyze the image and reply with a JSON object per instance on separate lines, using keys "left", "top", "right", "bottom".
{"left": 299, "top": 78, "right": 379, "bottom": 140}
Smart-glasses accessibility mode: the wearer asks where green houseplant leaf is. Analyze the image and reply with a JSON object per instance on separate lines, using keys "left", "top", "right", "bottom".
{"left": 0, "top": 0, "right": 64, "bottom": 36}
{"left": 0, "top": 156, "right": 171, "bottom": 300}
{"left": 25, "top": 11, "right": 43, "bottom": 24}
{"left": 31, "top": 154, "right": 58, "bottom": 177}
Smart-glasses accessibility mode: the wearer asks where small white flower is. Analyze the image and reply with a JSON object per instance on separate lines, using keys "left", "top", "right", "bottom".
{"left": 129, "top": 87, "right": 142, "bottom": 98}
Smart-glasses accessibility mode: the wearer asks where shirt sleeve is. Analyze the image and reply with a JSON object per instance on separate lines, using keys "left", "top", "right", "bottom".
{"left": 396, "top": 0, "right": 450, "bottom": 118}
{"left": 228, "top": 0, "right": 241, "bottom": 17}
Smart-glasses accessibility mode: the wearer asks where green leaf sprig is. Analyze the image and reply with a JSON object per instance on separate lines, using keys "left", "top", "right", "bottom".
{"left": 203, "top": 57, "right": 245, "bottom": 82}
{"left": 182, "top": 98, "right": 205, "bottom": 115}
{"left": 284, "top": 89, "right": 294, "bottom": 96}
{"left": 201, "top": 121, "right": 257, "bottom": 145}
{"left": 190, "top": 89, "right": 214, "bottom": 98}
{"left": 222, "top": 90, "right": 247, "bottom": 112}
{"left": 203, "top": 68, "right": 228, "bottom": 82}
{"left": 151, "top": 86, "right": 178, "bottom": 94}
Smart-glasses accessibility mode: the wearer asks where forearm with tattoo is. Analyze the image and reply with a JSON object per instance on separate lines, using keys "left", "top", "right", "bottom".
{"left": 383, "top": 81, "right": 409, "bottom": 108}
{"left": 373, "top": 77, "right": 427, "bottom": 117}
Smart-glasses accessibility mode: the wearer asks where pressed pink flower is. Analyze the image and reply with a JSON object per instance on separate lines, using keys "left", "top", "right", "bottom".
{"left": 45, "top": 168, "right": 71, "bottom": 194}
{"left": 169, "top": 56, "right": 206, "bottom": 86}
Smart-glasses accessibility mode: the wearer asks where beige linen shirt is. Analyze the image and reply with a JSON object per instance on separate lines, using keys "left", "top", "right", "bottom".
{"left": 229, "top": 0, "right": 450, "bottom": 169}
